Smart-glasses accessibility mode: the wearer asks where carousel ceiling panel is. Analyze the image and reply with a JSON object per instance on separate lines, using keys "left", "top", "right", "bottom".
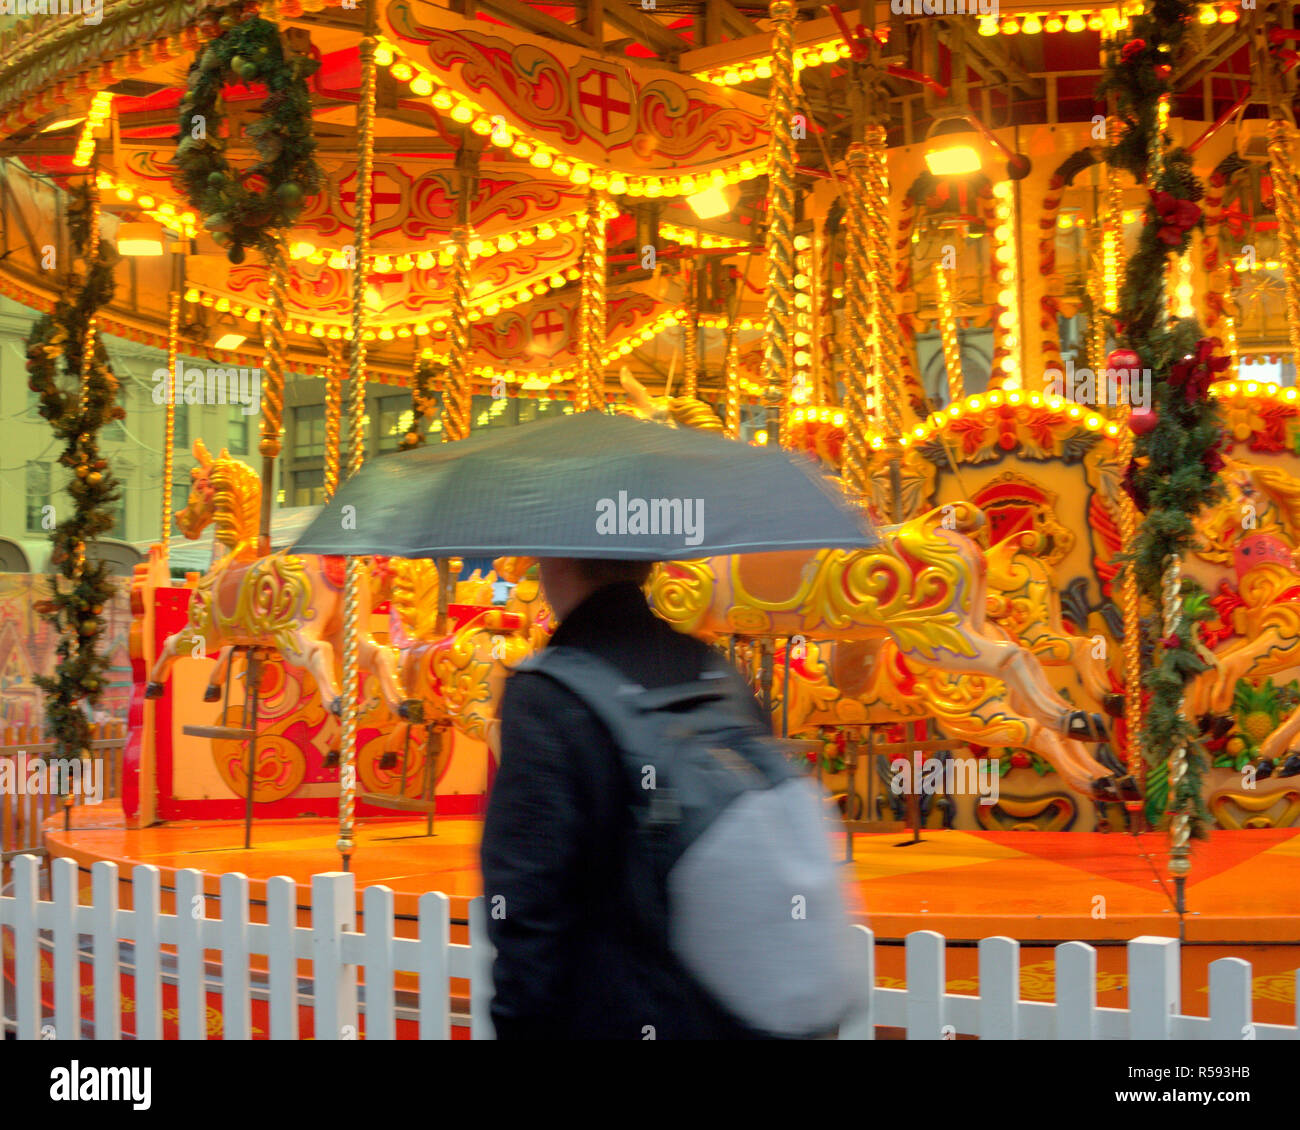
{"left": 382, "top": 1, "right": 769, "bottom": 177}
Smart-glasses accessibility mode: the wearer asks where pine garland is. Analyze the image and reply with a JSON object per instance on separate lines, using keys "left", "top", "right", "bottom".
{"left": 25, "top": 184, "right": 123, "bottom": 763}
{"left": 398, "top": 360, "right": 445, "bottom": 450}
{"left": 1099, "top": 0, "right": 1223, "bottom": 838}
{"left": 175, "top": 5, "right": 323, "bottom": 264}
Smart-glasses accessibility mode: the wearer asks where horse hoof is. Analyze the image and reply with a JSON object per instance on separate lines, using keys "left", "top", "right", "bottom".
{"left": 144, "top": 681, "right": 164, "bottom": 699}
{"left": 1113, "top": 775, "right": 1142, "bottom": 802}
{"left": 398, "top": 699, "right": 424, "bottom": 723}
{"left": 1209, "top": 715, "right": 1234, "bottom": 741}
{"left": 378, "top": 752, "right": 398, "bottom": 771}
{"left": 203, "top": 684, "right": 221, "bottom": 703}
{"left": 329, "top": 696, "right": 343, "bottom": 717}
{"left": 1102, "top": 693, "right": 1125, "bottom": 719}
{"left": 321, "top": 750, "right": 340, "bottom": 769}
{"left": 1066, "top": 711, "right": 1108, "bottom": 743}
{"left": 1091, "top": 776, "right": 1120, "bottom": 803}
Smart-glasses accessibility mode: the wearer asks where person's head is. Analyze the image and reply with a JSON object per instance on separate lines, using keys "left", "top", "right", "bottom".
{"left": 536, "top": 558, "right": 654, "bottom": 620}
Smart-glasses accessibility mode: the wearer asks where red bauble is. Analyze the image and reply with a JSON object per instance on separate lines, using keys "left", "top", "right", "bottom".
{"left": 1010, "top": 751, "right": 1032, "bottom": 769}
{"left": 1107, "top": 348, "right": 1141, "bottom": 371}
{"left": 1128, "top": 407, "right": 1158, "bottom": 435}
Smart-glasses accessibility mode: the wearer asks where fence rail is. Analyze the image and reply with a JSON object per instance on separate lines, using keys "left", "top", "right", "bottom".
{"left": 0, "top": 723, "right": 125, "bottom": 874}
{"left": 2, "top": 854, "right": 1297, "bottom": 1040}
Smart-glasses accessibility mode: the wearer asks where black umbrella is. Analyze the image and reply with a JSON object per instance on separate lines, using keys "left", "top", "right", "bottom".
{"left": 292, "top": 411, "right": 877, "bottom": 559}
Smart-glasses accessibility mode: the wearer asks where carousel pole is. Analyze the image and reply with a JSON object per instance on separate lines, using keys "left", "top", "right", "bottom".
{"left": 763, "top": 0, "right": 798, "bottom": 446}
{"left": 443, "top": 144, "right": 477, "bottom": 442}
{"left": 682, "top": 259, "right": 698, "bottom": 399}
{"left": 933, "top": 262, "right": 963, "bottom": 406}
{"left": 864, "top": 122, "right": 906, "bottom": 440}
{"left": 578, "top": 188, "right": 608, "bottom": 411}
{"left": 723, "top": 331, "right": 741, "bottom": 438}
{"left": 842, "top": 140, "right": 873, "bottom": 501}
{"left": 1267, "top": 120, "right": 1300, "bottom": 372}
{"left": 258, "top": 238, "right": 288, "bottom": 555}
{"left": 337, "top": 18, "right": 379, "bottom": 872}
{"left": 160, "top": 282, "right": 180, "bottom": 543}
{"left": 322, "top": 339, "right": 343, "bottom": 502}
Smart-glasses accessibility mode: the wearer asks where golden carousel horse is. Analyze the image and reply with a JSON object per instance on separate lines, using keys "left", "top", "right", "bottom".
{"left": 616, "top": 376, "right": 1125, "bottom": 799}
{"left": 145, "top": 439, "right": 417, "bottom": 720}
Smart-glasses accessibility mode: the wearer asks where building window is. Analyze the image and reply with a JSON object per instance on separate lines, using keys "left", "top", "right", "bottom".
{"left": 295, "top": 404, "right": 325, "bottom": 458}
{"left": 292, "top": 467, "right": 324, "bottom": 508}
{"left": 227, "top": 406, "right": 250, "bottom": 455}
{"left": 174, "top": 404, "right": 190, "bottom": 452}
{"left": 26, "top": 462, "right": 51, "bottom": 532}
{"left": 169, "top": 467, "right": 193, "bottom": 532}
{"left": 105, "top": 493, "right": 126, "bottom": 539}
{"left": 378, "top": 397, "right": 413, "bottom": 452}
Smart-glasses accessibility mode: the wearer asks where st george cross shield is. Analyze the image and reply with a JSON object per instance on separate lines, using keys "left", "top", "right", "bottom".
{"left": 573, "top": 63, "right": 636, "bottom": 147}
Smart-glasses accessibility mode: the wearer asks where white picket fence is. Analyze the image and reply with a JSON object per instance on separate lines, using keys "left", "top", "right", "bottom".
{"left": 2, "top": 853, "right": 1298, "bottom": 1040}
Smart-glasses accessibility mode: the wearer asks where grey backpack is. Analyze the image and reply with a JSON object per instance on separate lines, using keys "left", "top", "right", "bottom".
{"left": 516, "top": 646, "right": 865, "bottom": 1038}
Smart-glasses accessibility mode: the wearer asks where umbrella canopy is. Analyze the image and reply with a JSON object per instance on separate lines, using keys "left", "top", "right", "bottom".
{"left": 291, "top": 412, "right": 877, "bottom": 560}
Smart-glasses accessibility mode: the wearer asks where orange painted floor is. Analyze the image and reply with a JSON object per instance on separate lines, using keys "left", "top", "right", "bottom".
{"left": 41, "top": 805, "right": 1300, "bottom": 1027}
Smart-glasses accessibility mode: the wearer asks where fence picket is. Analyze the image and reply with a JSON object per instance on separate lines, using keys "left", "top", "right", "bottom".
{"left": 1054, "top": 941, "right": 1098, "bottom": 1039}
{"left": 311, "top": 872, "right": 358, "bottom": 1041}
{"left": 220, "top": 872, "right": 252, "bottom": 1040}
{"left": 978, "top": 936, "right": 1020, "bottom": 1040}
{"left": 91, "top": 861, "right": 121, "bottom": 1040}
{"left": 174, "top": 869, "right": 207, "bottom": 1040}
{"left": 266, "top": 876, "right": 299, "bottom": 1040}
{"left": 51, "top": 856, "right": 80, "bottom": 1041}
{"left": 362, "top": 884, "right": 396, "bottom": 1041}
{"left": 12, "top": 854, "right": 41, "bottom": 1040}
{"left": 1128, "top": 936, "right": 1181, "bottom": 1039}
{"left": 1208, "top": 957, "right": 1253, "bottom": 1041}
{"left": 132, "top": 865, "right": 163, "bottom": 1040}
{"left": 905, "top": 930, "right": 946, "bottom": 1040}
{"left": 838, "top": 925, "right": 875, "bottom": 1040}
{"left": 417, "top": 891, "right": 450, "bottom": 1040}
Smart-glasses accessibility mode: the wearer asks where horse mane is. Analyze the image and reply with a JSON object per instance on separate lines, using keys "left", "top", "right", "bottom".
{"left": 1247, "top": 461, "right": 1300, "bottom": 539}
{"left": 210, "top": 456, "right": 262, "bottom": 555}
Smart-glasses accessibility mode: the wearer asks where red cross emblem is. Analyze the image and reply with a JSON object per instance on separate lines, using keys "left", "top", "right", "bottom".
{"left": 576, "top": 67, "right": 634, "bottom": 140}
{"left": 530, "top": 308, "right": 568, "bottom": 356}
{"left": 340, "top": 169, "right": 405, "bottom": 238}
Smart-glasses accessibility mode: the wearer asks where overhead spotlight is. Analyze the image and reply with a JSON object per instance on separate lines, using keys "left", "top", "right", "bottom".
{"left": 687, "top": 184, "right": 731, "bottom": 219}
{"left": 116, "top": 221, "right": 164, "bottom": 256}
{"left": 925, "top": 116, "right": 982, "bottom": 175}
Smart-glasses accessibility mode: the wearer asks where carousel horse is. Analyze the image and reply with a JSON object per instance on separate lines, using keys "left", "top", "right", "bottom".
{"left": 1183, "top": 458, "right": 1300, "bottom": 724}
{"left": 614, "top": 374, "right": 1124, "bottom": 799}
{"left": 145, "top": 439, "right": 417, "bottom": 720}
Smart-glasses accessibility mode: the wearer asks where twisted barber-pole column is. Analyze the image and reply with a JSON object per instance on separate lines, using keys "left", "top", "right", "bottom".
{"left": 723, "top": 329, "right": 742, "bottom": 438}
{"left": 1114, "top": 377, "right": 1144, "bottom": 806}
{"left": 258, "top": 239, "right": 287, "bottom": 553}
{"left": 442, "top": 224, "right": 473, "bottom": 441}
{"left": 323, "top": 340, "right": 343, "bottom": 502}
{"left": 1163, "top": 555, "right": 1190, "bottom": 878}
{"left": 933, "top": 262, "right": 963, "bottom": 406}
{"left": 841, "top": 142, "right": 874, "bottom": 500}
{"left": 763, "top": 0, "right": 797, "bottom": 444}
{"left": 682, "top": 261, "right": 698, "bottom": 399}
{"left": 577, "top": 189, "right": 608, "bottom": 411}
{"left": 160, "top": 290, "right": 180, "bottom": 540}
{"left": 863, "top": 124, "right": 905, "bottom": 437}
{"left": 338, "top": 32, "right": 378, "bottom": 869}
{"left": 1268, "top": 120, "right": 1300, "bottom": 373}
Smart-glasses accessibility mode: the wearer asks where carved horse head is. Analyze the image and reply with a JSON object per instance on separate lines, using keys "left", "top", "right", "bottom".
{"left": 173, "top": 438, "right": 263, "bottom": 554}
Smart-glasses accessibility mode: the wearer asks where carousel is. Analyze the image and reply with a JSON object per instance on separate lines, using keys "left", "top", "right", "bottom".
{"left": 3, "top": 0, "right": 1300, "bottom": 1037}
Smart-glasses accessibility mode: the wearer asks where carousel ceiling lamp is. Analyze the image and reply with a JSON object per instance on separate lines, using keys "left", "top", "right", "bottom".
{"left": 687, "top": 184, "right": 732, "bottom": 219}
{"left": 116, "top": 221, "right": 164, "bottom": 256}
{"left": 213, "top": 332, "right": 246, "bottom": 350}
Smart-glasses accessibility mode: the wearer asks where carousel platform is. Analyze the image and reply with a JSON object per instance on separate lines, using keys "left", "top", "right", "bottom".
{"left": 36, "top": 804, "right": 1300, "bottom": 1030}
{"left": 43, "top": 803, "right": 1300, "bottom": 944}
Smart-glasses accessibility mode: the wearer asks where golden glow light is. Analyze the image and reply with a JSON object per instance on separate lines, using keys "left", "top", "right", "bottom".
{"left": 213, "top": 333, "right": 246, "bottom": 351}
{"left": 925, "top": 144, "right": 981, "bottom": 176}
{"left": 687, "top": 184, "right": 732, "bottom": 219}
{"left": 116, "top": 221, "right": 164, "bottom": 256}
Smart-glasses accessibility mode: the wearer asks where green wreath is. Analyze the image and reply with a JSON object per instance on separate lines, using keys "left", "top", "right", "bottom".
{"left": 398, "top": 360, "right": 446, "bottom": 449}
{"left": 175, "top": 8, "right": 323, "bottom": 263}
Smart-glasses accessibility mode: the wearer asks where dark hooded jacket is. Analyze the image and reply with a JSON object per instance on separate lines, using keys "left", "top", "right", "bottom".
{"left": 480, "top": 580, "right": 769, "bottom": 1039}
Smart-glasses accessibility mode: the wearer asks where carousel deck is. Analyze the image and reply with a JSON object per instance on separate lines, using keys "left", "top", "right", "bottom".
{"left": 44, "top": 802, "right": 1300, "bottom": 943}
